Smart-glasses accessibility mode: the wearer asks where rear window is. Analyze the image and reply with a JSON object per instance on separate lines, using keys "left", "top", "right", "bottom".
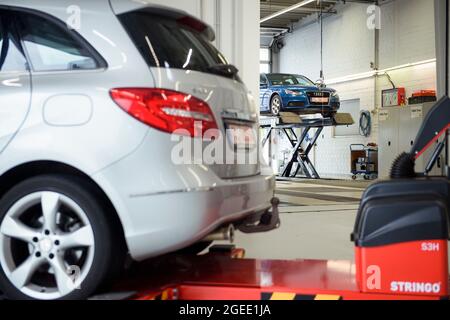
{"left": 15, "top": 11, "right": 100, "bottom": 72}
{"left": 0, "top": 12, "right": 28, "bottom": 72}
{"left": 119, "top": 11, "right": 228, "bottom": 76}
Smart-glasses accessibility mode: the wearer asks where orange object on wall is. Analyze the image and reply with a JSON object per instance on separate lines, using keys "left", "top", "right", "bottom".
{"left": 412, "top": 90, "right": 436, "bottom": 97}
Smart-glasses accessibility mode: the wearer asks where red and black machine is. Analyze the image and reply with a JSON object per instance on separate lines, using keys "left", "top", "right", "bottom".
{"left": 353, "top": 95, "right": 450, "bottom": 298}
{"left": 110, "top": 97, "right": 450, "bottom": 301}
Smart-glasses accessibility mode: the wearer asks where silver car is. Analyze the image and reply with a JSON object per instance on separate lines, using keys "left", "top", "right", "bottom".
{"left": 0, "top": 0, "right": 276, "bottom": 300}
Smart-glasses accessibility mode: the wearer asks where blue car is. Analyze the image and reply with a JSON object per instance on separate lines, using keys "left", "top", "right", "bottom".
{"left": 260, "top": 73, "right": 340, "bottom": 116}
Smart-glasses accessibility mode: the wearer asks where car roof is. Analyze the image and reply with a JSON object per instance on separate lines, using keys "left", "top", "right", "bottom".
{"left": 0, "top": 0, "right": 183, "bottom": 16}
{"left": 0, "top": 0, "right": 215, "bottom": 41}
{"left": 264, "top": 73, "right": 305, "bottom": 77}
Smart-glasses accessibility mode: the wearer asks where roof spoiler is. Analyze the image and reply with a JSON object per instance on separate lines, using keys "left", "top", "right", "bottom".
{"left": 110, "top": 0, "right": 215, "bottom": 42}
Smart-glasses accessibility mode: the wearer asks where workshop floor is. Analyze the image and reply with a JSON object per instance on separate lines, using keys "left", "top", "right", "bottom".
{"left": 231, "top": 179, "right": 450, "bottom": 267}
{"left": 228, "top": 179, "right": 368, "bottom": 261}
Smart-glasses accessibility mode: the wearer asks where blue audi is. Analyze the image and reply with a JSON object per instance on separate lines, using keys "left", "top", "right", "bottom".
{"left": 260, "top": 73, "right": 340, "bottom": 116}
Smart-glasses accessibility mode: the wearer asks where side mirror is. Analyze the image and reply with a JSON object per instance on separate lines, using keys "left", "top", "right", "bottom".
{"left": 315, "top": 79, "right": 326, "bottom": 89}
{"left": 260, "top": 83, "right": 268, "bottom": 89}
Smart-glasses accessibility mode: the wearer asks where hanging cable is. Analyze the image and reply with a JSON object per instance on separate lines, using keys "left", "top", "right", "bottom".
{"left": 318, "top": 0, "right": 324, "bottom": 115}
{"left": 319, "top": 0, "right": 324, "bottom": 81}
{"left": 384, "top": 72, "right": 396, "bottom": 89}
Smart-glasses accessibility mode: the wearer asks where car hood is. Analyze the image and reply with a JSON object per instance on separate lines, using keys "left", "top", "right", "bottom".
{"left": 276, "top": 85, "right": 336, "bottom": 93}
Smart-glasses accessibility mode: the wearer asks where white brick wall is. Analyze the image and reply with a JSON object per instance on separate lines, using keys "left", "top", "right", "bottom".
{"left": 276, "top": 0, "right": 437, "bottom": 177}
{"left": 379, "top": 0, "right": 436, "bottom": 69}
{"left": 279, "top": 3, "right": 375, "bottom": 81}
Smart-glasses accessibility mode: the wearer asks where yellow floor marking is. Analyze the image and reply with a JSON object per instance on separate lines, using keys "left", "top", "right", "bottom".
{"left": 270, "top": 292, "right": 297, "bottom": 300}
{"left": 314, "top": 294, "right": 341, "bottom": 300}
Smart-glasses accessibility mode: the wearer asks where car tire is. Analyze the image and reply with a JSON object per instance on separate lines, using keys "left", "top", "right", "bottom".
{"left": 270, "top": 95, "right": 282, "bottom": 116}
{"left": 0, "top": 175, "right": 121, "bottom": 300}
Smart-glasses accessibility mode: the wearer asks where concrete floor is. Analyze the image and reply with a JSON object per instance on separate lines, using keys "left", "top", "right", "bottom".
{"left": 226, "top": 179, "right": 450, "bottom": 267}
{"left": 225, "top": 179, "right": 366, "bottom": 261}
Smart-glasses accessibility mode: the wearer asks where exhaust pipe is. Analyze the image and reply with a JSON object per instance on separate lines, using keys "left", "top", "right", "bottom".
{"left": 204, "top": 225, "right": 235, "bottom": 242}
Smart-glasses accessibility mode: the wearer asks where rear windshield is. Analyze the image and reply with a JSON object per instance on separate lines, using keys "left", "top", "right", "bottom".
{"left": 119, "top": 11, "right": 229, "bottom": 76}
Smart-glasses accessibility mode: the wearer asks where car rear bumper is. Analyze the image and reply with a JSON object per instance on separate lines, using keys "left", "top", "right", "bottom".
{"left": 92, "top": 130, "right": 276, "bottom": 261}
{"left": 121, "top": 175, "right": 274, "bottom": 261}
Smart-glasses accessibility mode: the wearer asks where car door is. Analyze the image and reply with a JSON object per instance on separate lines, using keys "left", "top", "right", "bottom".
{"left": 0, "top": 10, "right": 31, "bottom": 154}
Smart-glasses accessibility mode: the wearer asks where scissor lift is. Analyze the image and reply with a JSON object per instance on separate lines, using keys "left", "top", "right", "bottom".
{"left": 261, "top": 113, "right": 354, "bottom": 179}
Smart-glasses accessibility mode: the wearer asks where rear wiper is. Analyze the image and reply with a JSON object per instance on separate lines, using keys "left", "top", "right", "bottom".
{"left": 207, "top": 64, "right": 239, "bottom": 77}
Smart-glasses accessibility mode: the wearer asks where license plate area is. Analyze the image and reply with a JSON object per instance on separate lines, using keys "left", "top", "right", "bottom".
{"left": 311, "top": 97, "right": 329, "bottom": 103}
{"left": 225, "top": 122, "right": 257, "bottom": 150}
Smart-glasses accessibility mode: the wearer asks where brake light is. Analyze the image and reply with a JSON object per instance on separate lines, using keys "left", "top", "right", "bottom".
{"left": 177, "top": 16, "right": 207, "bottom": 33}
{"left": 110, "top": 88, "right": 218, "bottom": 138}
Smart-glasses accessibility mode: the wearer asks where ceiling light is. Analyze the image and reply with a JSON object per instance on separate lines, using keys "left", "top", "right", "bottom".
{"left": 260, "top": 0, "right": 316, "bottom": 24}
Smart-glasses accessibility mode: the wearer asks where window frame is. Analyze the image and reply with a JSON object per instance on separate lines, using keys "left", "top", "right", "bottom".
{"left": 0, "top": 5, "right": 108, "bottom": 73}
{"left": 260, "top": 47, "right": 271, "bottom": 74}
{"left": 260, "top": 74, "right": 268, "bottom": 86}
{"left": 334, "top": 98, "right": 361, "bottom": 137}
{"left": 0, "top": 10, "right": 29, "bottom": 74}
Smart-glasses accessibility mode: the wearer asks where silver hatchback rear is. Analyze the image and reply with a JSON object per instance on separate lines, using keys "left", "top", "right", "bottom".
{"left": 0, "top": 0, "right": 275, "bottom": 300}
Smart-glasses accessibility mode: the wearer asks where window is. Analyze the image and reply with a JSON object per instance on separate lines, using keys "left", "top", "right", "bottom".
{"left": 260, "top": 74, "right": 268, "bottom": 85}
{"left": 334, "top": 99, "right": 360, "bottom": 136}
{"left": 266, "top": 74, "right": 299, "bottom": 86}
{"left": 16, "top": 12, "right": 98, "bottom": 71}
{"left": 0, "top": 13, "right": 28, "bottom": 72}
{"left": 119, "top": 11, "right": 231, "bottom": 78}
{"left": 260, "top": 48, "right": 271, "bottom": 74}
{"left": 295, "top": 75, "right": 315, "bottom": 87}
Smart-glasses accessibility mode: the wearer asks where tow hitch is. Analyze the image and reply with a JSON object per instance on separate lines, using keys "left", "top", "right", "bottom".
{"left": 238, "top": 197, "right": 280, "bottom": 234}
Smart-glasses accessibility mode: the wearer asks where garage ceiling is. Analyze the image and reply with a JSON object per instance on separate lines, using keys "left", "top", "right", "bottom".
{"left": 260, "top": 0, "right": 377, "bottom": 28}
{"left": 260, "top": 0, "right": 337, "bottom": 28}
{"left": 260, "top": 0, "right": 377, "bottom": 47}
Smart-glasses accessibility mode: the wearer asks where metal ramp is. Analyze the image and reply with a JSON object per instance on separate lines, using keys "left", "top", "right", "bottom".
{"left": 261, "top": 113, "right": 354, "bottom": 179}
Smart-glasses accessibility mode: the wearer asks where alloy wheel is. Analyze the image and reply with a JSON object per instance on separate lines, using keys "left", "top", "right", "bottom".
{"left": 271, "top": 96, "right": 281, "bottom": 116}
{"left": 0, "top": 192, "right": 95, "bottom": 300}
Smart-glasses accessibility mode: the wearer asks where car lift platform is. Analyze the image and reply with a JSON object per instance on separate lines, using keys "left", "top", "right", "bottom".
{"left": 260, "top": 113, "right": 354, "bottom": 179}
{"left": 102, "top": 246, "right": 448, "bottom": 301}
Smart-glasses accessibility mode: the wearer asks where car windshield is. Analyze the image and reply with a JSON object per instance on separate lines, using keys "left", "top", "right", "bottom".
{"left": 267, "top": 74, "right": 299, "bottom": 85}
{"left": 266, "top": 74, "right": 315, "bottom": 86}
{"left": 295, "top": 75, "right": 315, "bottom": 86}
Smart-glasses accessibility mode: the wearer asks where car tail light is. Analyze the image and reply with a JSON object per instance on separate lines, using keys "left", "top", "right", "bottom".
{"left": 110, "top": 88, "right": 218, "bottom": 138}
{"left": 177, "top": 16, "right": 207, "bottom": 33}
{"left": 177, "top": 16, "right": 215, "bottom": 41}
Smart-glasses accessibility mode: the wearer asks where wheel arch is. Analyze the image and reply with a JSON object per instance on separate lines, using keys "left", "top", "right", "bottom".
{"left": 0, "top": 161, "right": 128, "bottom": 252}
{"left": 270, "top": 92, "right": 283, "bottom": 106}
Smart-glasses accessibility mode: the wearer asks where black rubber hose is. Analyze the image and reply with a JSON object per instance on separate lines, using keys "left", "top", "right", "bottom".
{"left": 359, "top": 111, "right": 371, "bottom": 137}
{"left": 390, "top": 153, "right": 416, "bottom": 179}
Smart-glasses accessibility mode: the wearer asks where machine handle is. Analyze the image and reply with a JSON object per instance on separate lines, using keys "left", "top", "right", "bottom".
{"left": 350, "top": 144, "right": 366, "bottom": 152}
{"left": 411, "top": 96, "right": 450, "bottom": 159}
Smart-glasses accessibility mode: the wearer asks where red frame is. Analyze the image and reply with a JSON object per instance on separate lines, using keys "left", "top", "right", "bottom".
{"left": 113, "top": 248, "right": 449, "bottom": 301}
